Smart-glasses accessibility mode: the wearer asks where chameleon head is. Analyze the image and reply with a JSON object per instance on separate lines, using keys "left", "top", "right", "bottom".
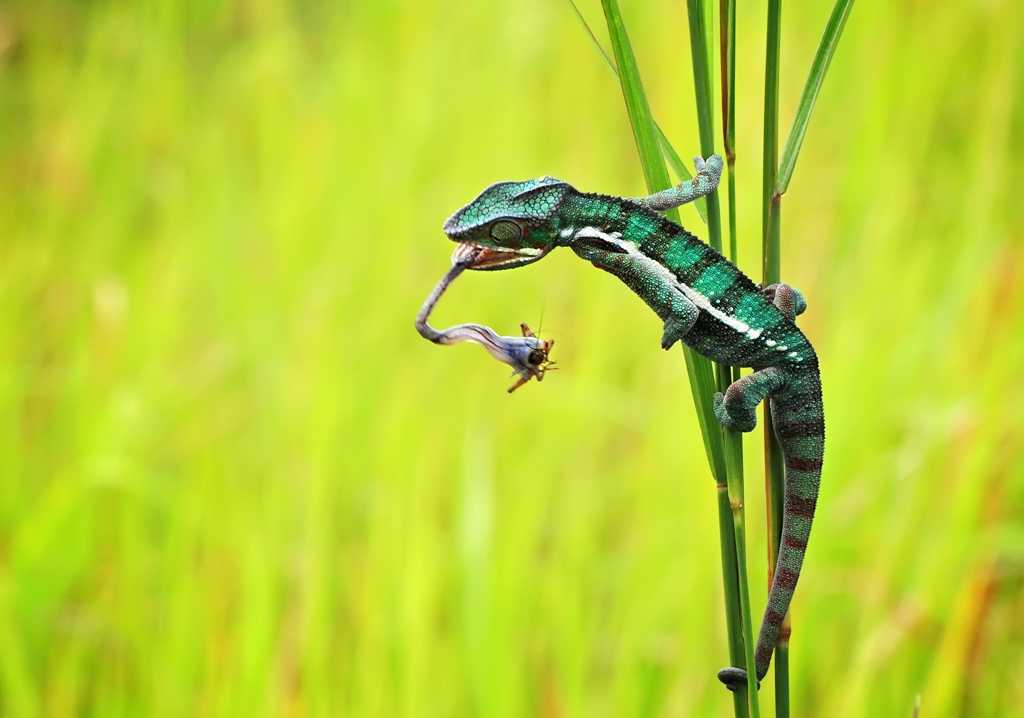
{"left": 444, "top": 177, "right": 571, "bottom": 270}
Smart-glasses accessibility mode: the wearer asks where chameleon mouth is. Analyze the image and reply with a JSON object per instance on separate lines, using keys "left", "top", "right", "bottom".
{"left": 452, "top": 241, "right": 550, "bottom": 271}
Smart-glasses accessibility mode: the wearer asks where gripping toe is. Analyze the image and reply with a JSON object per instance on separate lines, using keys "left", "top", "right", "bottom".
{"left": 713, "top": 392, "right": 727, "bottom": 420}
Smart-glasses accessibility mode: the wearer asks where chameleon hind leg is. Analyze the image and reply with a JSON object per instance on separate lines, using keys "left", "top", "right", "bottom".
{"left": 715, "top": 282, "right": 806, "bottom": 430}
{"left": 761, "top": 283, "right": 806, "bottom": 320}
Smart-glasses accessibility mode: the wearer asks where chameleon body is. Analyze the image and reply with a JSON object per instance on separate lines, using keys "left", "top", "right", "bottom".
{"left": 437, "top": 155, "right": 823, "bottom": 687}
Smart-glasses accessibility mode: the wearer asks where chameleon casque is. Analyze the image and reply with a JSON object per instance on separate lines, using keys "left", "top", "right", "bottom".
{"left": 420, "top": 155, "right": 823, "bottom": 689}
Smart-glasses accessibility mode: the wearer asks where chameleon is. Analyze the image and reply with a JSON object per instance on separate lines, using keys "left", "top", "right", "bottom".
{"left": 425, "top": 154, "right": 823, "bottom": 689}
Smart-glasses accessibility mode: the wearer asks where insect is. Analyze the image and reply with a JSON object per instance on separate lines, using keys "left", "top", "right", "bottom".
{"left": 507, "top": 322, "right": 556, "bottom": 393}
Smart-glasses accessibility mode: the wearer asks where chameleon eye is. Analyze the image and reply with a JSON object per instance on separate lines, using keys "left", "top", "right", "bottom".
{"left": 490, "top": 220, "right": 523, "bottom": 242}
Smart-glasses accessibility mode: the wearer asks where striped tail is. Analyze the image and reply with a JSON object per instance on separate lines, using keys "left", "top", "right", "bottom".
{"left": 754, "top": 364, "right": 824, "bottom": 680}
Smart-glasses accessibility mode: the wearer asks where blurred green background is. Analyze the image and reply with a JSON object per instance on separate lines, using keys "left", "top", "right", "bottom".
{"left": 2, "top": 0, "right": 1023, "bottom": 715}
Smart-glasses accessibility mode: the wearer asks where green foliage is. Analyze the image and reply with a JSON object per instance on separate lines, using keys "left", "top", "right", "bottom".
{"left": 1, "top": 1, "right": 1024, "bottom": 716}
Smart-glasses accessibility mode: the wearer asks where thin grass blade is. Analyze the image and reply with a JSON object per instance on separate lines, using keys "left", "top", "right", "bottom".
{"left": 684, "top": 0, "right": 722, "bottom": 251}
{"left": 775, "top": 0, "right": 854, "bottom": 196}
{"left": 686, "top": 3, "right": 758, "bottom": 715}
{"left": 761, "top": 0, "right": 791, "bottom": 713}
{"left": 719, "top": 0, "right": 738, "bottom": 267}
{"left": 567, "top": 0, "right": 709, "bottom": 221}
{"left": 598, "top": 5, "right": 751, "bottom": 716}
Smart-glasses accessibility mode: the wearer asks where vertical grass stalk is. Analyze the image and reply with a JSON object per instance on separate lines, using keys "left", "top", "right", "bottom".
{"left": 581, "top": 2, "right": 853, "bottom": 714}
{"left": 686, "top": 2, "right": 759, "bottom": 716}
{"left": 598, "top": 1, "right": 749, "bottom": 715}
{"left": 761, "top": 1, "right": 790, "bottom": 715}
{"left": 764, "top": 3, "right": 853, "bottom": 715}
{"left": 688, "top": 3, "right": 760, "bottom": 713}
{"left": 719, "top": 0, "right": 740, "bottom": 389}
{"left": 719, "top": 0, "right": 737, "bottom": 265}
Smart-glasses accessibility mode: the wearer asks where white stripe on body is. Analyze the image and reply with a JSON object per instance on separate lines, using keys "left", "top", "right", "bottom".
{"left": 572, "top": 227, "right": 764, "bottom": 341}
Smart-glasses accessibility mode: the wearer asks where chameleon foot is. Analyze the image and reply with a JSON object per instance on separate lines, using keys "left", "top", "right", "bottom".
{"left": 714, "top": 392, "right": 757, "bottom": 432}
{"left": 717, "top": 667, "right": 758, "bottom": 692}
{"left": 761, "top": 283, "right": 806, "bottom": 319}
{"left": 660, "top": 316, "right": 692, "bottom": 350}
{"left": 694, "top": 153, "right": 725, "bottom": 182}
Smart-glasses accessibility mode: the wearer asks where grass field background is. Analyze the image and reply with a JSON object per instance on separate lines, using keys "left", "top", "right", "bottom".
{"left": 2, "top": 0, "right": 1023, "bottom": 715}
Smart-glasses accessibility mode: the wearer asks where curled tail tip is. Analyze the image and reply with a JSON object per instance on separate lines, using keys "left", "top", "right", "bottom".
{"left": 717, "top": 667, "right": 761, "bottom": 692}
{"left": 716, "top": 667, "right": 747, "bottom": 692}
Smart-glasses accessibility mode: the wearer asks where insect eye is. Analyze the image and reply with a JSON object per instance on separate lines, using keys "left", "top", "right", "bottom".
{"left": 527, "top": 349, "right": 545, "bottom": 366}
{"left": 490, "top": 220, "right": 522, "bottom": 242}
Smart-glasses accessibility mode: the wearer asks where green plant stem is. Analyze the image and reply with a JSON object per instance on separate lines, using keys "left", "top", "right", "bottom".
{"left": 774, "top": 636, "right": 791, "bottom": 715}
{"left": 598, "top": 0, "right": 733, "bottom": 495}
{"left": 762, "top": 0, "right": 782, "bottom": 284}
{"left": 687, "top": 3, "right": 758, "bottom": 716}
{"left": 596, "top": 0, "right": 730, "bottom": 476}
{"left": 715, "top": 460, "right": 750, "bottom": 718}
{"left": 762, "top": 1, "right": 790, "bottom": 715}
{"left": 718, "top": 0, "right": 739, "bottom": 387}
{"left": 598, "top": 3, "right": 750, "bottom": 715}
{"left": 597, "top": 0, "right": 729, "bottom": 475}
{"left": 684, "top": 0, "right": 722, "bottom": 255}
{"left": 719, "top": 0, "right": 737, "bottom": 266}
{"left": 726, "top": 442, "right": 760, "bottom": 718}
{"left": 685, "top": 0, "right": 727, "bottom": 399}
{"left": 763, "top": 6, "right": 853, "bottom": 715}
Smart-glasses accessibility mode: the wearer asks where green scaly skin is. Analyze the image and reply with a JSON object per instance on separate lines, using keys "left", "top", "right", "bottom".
{"left": 438, "top": 155, "right": 823, "bottom": 688}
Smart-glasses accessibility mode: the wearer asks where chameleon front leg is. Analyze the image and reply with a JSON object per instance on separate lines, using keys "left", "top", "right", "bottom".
{"left": 570, "top": 234, "right": 699, "bottom": 350}
{"left": 633, "top": 154, "right": 724, "bottom": 212}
